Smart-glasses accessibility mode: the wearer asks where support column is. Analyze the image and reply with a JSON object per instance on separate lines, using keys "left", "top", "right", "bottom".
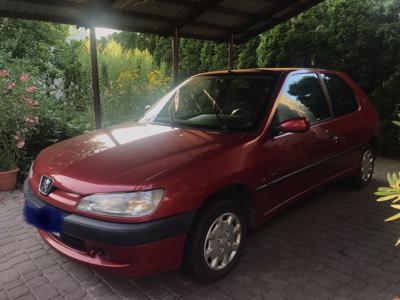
{"left": 90, "top": 25, "right": 102, "bottom": 129}
{"left": 172, "top": 26, "right": 179, "bottom": 86}
{"left": 228, "top": 33, "right": 234, "bottom": 70}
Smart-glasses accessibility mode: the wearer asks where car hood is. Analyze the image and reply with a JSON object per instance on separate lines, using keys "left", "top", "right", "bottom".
{"left": 33, "top": 122, "right": 246, "bottom": 195}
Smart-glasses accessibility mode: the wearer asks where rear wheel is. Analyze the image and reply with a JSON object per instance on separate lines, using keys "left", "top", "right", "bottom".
{"left": 183, "top": 197, "right": 247, "bottom": 282}
{"left": 352, "top": 146, "right": 375, "bottom": 188}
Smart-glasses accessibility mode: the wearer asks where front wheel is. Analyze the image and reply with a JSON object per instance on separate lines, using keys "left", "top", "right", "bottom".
{"left": 183, "top": 198, "right": 247, "bottom": 282}
{"left": 352, "top": 146, "right": 375, "bottom": 188}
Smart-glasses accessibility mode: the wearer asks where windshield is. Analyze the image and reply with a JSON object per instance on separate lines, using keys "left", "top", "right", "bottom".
{"left": 140, "top": 75, "right": 278, "bottom": 132}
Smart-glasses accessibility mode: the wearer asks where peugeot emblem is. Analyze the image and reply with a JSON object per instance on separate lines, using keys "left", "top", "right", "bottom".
{"left": 39, "top": 176, "right": 54, "bottom": 196}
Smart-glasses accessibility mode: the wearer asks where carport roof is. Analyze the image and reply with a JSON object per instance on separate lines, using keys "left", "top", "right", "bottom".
{"left": 0, "top": 0, "right": 323, "bottom": 43}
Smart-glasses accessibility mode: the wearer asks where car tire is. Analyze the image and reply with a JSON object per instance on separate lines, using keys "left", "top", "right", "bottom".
{"left": 183, "top": 197, "right": 247, "bottom": 282}
{"left": 352, "top": 145, "right": 375, "bottom": 188}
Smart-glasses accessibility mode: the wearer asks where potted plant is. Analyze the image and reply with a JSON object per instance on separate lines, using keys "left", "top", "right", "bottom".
{"left": 0, "top": 69, "right": 40, "bottom": 191}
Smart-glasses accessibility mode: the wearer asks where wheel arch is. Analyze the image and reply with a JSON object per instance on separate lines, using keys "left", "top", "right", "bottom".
{"left": 368, "top": 136, "right": 380, "bottom": 158}
{"left": 198, "top": 184, "right": 257, "bottom": 228}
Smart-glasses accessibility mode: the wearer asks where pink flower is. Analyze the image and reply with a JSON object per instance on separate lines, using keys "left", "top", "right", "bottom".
{"left": 16, "top": 140, "right": 25, "bottom": 149}
{"left": 19, "top": 74, "right": 29, "bottom": 82}
{"left": 26, "top": 86, "right": 37, "bottom": 93}
{"left": 7, "top": 82, "right": 16, "bottom": 90}
{"left": 0, "top": 70, "right": 9, "bottom": 78}
{"left": 25, "top": 116, "right": 39, "bottom": 125}
{"left": 15, "top": 131, "right": 25, "bottom": 149}
{"left": 26, "top": 99, "right": 39, "bottom": 108}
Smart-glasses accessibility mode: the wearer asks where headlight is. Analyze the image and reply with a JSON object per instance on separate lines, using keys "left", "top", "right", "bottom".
{"left": 28, "top": 161, "right": 34, "bottom": 179}
{"left": 76, "top": 189, "right": 165, "bottom": 217}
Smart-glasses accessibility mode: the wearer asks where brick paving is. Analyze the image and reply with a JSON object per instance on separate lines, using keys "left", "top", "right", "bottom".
{"left": 0, "top": 156, "right": 400, "bottom": 300}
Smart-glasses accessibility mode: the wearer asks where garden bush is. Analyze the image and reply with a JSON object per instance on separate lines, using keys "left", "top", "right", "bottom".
{"left": 376, "top": 116, "right": 400, "bottom": 245}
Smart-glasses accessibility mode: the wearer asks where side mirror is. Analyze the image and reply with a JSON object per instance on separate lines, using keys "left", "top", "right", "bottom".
{"left": 277, "top": 117, "right": 310, "bottom": 133}
{"left": 144, "top": 105, "right": 151, "bottom": 112}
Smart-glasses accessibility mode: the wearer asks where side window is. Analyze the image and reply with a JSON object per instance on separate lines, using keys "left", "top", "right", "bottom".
{"left": 322, "top": 73, "right": 358, "bottom": 117}
{"left": 276, "top": 73, "right": 330, "bottom": 124}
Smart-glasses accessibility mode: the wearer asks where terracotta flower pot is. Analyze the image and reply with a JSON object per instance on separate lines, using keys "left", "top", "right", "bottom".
{"left": 0, "top": 169, "right": 19, "bottom": 191}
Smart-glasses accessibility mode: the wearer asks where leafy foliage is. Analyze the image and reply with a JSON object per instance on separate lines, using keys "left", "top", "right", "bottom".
{"left": 77, "top": 39, "right": 170, "bottom": 127}
{"left": 376, "top": 119, "right": 400, "bottom": 245}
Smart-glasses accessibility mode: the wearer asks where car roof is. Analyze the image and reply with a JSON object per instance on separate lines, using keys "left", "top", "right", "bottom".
{"left": 194, "top": 68, "right": 333, "bottom": 77}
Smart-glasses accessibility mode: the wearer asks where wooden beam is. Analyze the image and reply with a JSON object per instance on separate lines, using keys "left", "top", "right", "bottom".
{"left": 212, "top": 7, "right": 259, "bottom": 19}
{"left": 172, "top": 27, "right": 179, "bottom": 86}
{"left": 154, "top": 0, "right": 259, "bottom": 19}
{"left": 221, "top": 0, "right": 297, "bottom": 40}
{"left": 89, "top": 25, "right": 102, "bottom": 129}
{"left": 175, "top": 0, "right": 224, "bottom": 29}
{"left": 191, "top": 21, "right": 230, "bottom": 32}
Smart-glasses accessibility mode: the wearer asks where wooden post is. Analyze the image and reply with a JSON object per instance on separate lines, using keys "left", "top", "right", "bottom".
{"left": 172, "top": 26, "right": 179, "bottom": 86}
{"left": 228, "top": 33, "right": 234, "bottom": 70}
{"left": 90, "top": 25, "right": 102, "bottom": 129}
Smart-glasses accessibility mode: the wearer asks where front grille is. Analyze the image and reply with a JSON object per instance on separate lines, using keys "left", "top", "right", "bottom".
{"left": 53, "top": 233, "right": 87, "bottom": 252}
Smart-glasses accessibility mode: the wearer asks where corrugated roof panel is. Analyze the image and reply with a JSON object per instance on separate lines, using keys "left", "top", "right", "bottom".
{"left": 16, "top": 2, "right": 76, "bottom": 18}
{"left": 179, "top": 25, "right": 225, "bottom": 39}
{"left": 0, "top": 0, "right": 325, "bottom": 43}
{"left": 0, "top": 1, "right": 17, "bottom": 11}
{"left": 220, "top": 0, "right": 273, "bottom": 14}
{"left": 195, "top": 11, "right": 245, "bottom": 27}
{"left": 122, "top": 1, "right": 191, "bottom": 20}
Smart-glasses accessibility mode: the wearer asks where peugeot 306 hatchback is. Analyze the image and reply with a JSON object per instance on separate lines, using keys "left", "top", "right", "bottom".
{"left": 24, "top": 68, "right": 380, "bottom": 282}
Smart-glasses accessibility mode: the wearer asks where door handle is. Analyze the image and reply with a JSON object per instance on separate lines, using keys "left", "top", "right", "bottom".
{"left": 331, "top": 135, "right": 339, "bottom": 142}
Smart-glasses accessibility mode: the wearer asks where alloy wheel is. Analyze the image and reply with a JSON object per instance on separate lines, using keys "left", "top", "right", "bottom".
{"left": 360, "top": 149, "right": 374, "bottom": 182}
{"left": 203, "top": 213, "right": 241, "bottom": 271}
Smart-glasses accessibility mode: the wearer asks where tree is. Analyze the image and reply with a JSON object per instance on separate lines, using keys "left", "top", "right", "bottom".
{"left": 0, "top": 18, "right": 69, "bottom": 83}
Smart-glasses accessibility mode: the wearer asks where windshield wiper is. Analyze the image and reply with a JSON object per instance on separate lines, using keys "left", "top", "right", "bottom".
{"left": 202, "top": 89, "right": 230, "bottom": 131}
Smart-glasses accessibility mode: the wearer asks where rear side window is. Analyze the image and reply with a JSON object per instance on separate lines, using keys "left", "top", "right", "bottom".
{"left": 276, "top": 73, "right": 330, "bottom": 124}
{"left": 322, "top": 73, "right": 358, "bottom": 117}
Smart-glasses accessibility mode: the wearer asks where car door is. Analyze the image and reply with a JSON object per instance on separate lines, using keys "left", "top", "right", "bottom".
{"left": 320, "top": 72, "right": 368, "bottom": 171}
{"left": 255, "top": 72, "right": 340, "bottom": 220}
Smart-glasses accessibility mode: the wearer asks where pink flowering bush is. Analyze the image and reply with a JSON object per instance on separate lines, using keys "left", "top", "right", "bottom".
{"left": 0, "top": 69, "right": 42, "bottom": 171}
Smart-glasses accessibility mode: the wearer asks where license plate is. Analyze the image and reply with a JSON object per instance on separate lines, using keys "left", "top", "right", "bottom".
{"left": 24, "top": 201, "right": 63, "bottom": 234}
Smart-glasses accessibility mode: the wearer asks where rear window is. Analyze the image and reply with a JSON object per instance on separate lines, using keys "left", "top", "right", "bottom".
{"left": 322, "top": 73, "right": 358, "bottom": 117}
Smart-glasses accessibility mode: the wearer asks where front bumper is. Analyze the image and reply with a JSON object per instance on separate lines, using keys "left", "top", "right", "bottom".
{"left": 24, "top": 180, "right": 196, "bottom": 276}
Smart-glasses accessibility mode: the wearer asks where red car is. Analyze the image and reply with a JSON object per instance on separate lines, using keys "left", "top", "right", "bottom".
{"left": 24, "top": 68, "right": 380, "bottom": 282}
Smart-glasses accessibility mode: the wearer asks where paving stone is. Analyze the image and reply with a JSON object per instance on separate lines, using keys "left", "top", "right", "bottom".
{"left": 34, "top": 255, "right": 56, "bottom": 269}
{"left": 64, "top": 289, "right": 87, "bottom": 300}
{"left": 303, "top": 282, "right": 335, "bottom": 299}
{"left": 32, "top": 283, "right": 59, "bottom": 300}
{"left": 45, "top": 267, "right": 69, "bottom": 282}
{"left": 0, "top": 268, "right": 20, "bottom": 285}
{"left": 6, "top": 285, "right": 30, "bottom": 299}
{"left": 67, "top": 266, "right": 93, "bottom": 281}
{"left": 53, "top": 277, "right": 80, "bottom": 295}
{"left": 87, "top": 283, "right": 114, "bottom": 297}
{"left": 15, "top": 260, "right": 38, "bottom": 275}
{"left": 26, "top": 275, "right": 49, "bottom": 289}
{"left": 3, "top": 278, "right": 24, "bottom": 291}
{"left": 107, "top": 278, "right": 150, "bottom": 299}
